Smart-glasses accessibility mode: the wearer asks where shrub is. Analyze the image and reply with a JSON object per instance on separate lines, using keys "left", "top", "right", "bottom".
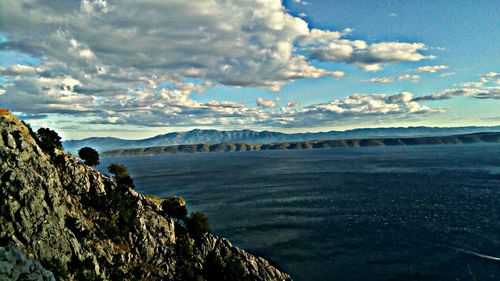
{"left": 99, "top": 163, "right": 137, "bottom": 241}
{"left": 108, "top": 163, "right": 129, "bottom": 177}
{"left": 37, "top": 127, "right": 62, "bottom": 151}
{"left": 162, "top": 196, "right": 187, "bottom": 221}
{"left": 91, "top": 163, "right": 137, "bottom": 242}
{"left": 186, "top": 212, "right": 211, "bottom": 241}
{"left": 78, "top": 146, "right": 100, "bottom": 166}
{"left": 108, "top": 163, "right": 134, "bottom": 189}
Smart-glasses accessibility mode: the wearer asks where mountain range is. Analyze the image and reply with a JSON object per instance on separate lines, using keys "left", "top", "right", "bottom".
{"left": 63, "top": 125, "right": 500, "bottom": 154}
{"left": 102, "top": 132, "right": 500, "bottom": 157}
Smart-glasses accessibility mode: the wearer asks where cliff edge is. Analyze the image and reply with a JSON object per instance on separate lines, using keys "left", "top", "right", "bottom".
{"left": 0, "top": 112, "right": 292, "bottom": 281}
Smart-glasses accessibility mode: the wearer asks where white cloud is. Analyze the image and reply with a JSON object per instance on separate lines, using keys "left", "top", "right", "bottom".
{"left": 365, "top": 77, "right": 394, "bottom": 83}
{"left": 308, "top": 92, "right": 437, "bottom": 115}
{"left": 482, "top": 72, "right": 500, "bottom": 80}
{"left": 86, "top": 90, "right": 442, "bottom": 128}
{"left": 414, "top": 65, "right": 448, "bottom": 73}
{"left": 0, "top": 0, "right": 437, "bottom": 129}
{"left": 398, "top": 74, "right": 420, "bottom": 82}
{"left": 1, "top": 0, "right": 431, "bottom": 90}
{"left": 364, "top": 74, "right": 420, "bottom": 84}
{"left": 440, "top": 72, "right": 456, "bottom": 77}
{"left": 256, "top": 98, "right": 277, "bottom": 108}
{"left": 286, "top": 101, "right": 300, "bottom": 107}
{"left": 413, "top": 72, "right": 500, "bottom": 101}
{"left": 308, "top": 41, "right": 433, "bottom": 72}
{"left": 330, "top": 71, "right": 345, "bottom": 78}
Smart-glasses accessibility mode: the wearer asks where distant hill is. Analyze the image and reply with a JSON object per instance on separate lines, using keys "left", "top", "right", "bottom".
{"left": 64, "top": 126, "right": 500, "bottom": 154}
{"left": 102, "top": 132, "right": 500, "bottom": 157}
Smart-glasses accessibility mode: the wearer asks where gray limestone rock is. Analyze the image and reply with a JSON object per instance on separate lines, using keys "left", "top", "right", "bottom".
{"left": 0, "top": 113, "right": 293, "bottom": 281}
{"left": 6, "top": 133, "right": 16, "bottom": 149}
{"left": 0, "top": 244, "right": 56, "bottom": 281}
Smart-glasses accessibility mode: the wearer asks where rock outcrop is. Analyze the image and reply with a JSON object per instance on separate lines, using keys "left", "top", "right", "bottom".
{"left": 0, "top": 112, "right": 292, "bottom": 281}
{"left": 0, "top": 245, "right": 55, "bottom": 281}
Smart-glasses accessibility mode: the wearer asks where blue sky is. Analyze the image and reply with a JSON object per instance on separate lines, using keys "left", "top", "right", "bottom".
{"left": 0, "top": 0, "right": 498, "bottom": 139}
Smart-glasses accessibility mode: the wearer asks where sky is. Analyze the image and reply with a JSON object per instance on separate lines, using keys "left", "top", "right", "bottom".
{"left": 0, "top": 0, "right": 499, "bottom": 140}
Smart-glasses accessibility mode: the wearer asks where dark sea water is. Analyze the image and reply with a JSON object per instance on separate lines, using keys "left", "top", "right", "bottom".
{"left": 98, "top": 144, "right": 500, "bottom": 281}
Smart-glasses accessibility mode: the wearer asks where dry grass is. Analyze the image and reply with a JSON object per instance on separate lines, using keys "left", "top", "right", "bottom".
{"left": 143, "top": 194, "right": 164, "bottom": 205}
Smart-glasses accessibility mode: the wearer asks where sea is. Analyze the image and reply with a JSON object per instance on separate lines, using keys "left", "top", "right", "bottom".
{"left": 98, "top": 144, "right": 500, "bottom": 281}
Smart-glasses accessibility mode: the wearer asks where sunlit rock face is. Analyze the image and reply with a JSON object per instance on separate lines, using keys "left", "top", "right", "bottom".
{"left": 0, "top": 112, "right": 292, "bottom": 281}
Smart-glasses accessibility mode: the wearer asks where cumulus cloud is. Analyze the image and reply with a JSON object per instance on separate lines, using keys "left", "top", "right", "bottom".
{"left": 413, "top": 72, "right": 500, "bottom": 101}
{"left": 309, "top": 41, "right": 434, "bottom": 71}
{"left": 398, "top": 74, "right": 420, "bottom": 82}
{"left": 256, "top": 98, "right": 277, "bottom": 108}
{"left": 286, "top": 101, "right": 301, "bottom": 107}
{"left": 365, "top": 77, "right": 394, "bottom": 83}
{"left": 90, "top": 91, "right": 441, "bottom": 128}
{"left": 440, "top": 72, "right": 456, "bottom": 77}
{"left": 249, "top": 91, "right": 441, "bottom": 128}
{"left": 414, "top": 65, "right": 448, "bottom": 73}
{"left": 306, "top": 92, "right": 437, "bottom": 115}
{"left": 0, "top": 64, "right": 96, "bottom": 114}
{"left": 364, "top": 74, "right": 420, "bottom": 83}
{"left": 330, "top": 71, "right": 345, "bottom": 78}
{"left": 0, "top": 0, "right": 357, "bottom": 94}
{"left": 0, "top": 0, "right": 436, "bottom": 129}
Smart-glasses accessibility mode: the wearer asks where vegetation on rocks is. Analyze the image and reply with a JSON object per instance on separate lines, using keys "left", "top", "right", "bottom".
{"left": 36, "top": 127, "right": 63, "bottom": 152}
{"left": 78, "top": 146, "right": 100, "bottom": 166}
{"left": 186, "top": 212, "right": 212, "bottom": 241}
{"left": 108, "top": 163, "right": 134, "bottom": 188}
{"left": 162, "top": 196, "right": 188, "bottom": 221}
{"left": 0, "top": 113, "right": 292, "bottom": 281}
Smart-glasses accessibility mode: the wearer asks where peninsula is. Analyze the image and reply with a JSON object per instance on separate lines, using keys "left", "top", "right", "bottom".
{"left": 103, "top": 132, "right": 500, "bottom": 156}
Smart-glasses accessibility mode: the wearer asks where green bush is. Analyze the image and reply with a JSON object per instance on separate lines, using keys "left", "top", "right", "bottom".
{"left": 78, "top": 146, "right": 100, "bottom": 166}
{"left": 37, "top": 127, "right": 62, "bottom": 152}
{"left": 108, "top": 163, "right": 135, "bottom": 189}
{"left": 162, "top": 196, "right": 188, "bottom": 221}
{"left": 89, "top": 163, "right": 137, "bottom": 241}
{"left": 186, "top": 212, "right": 211, "bottom": 241}
{"left": 108, "top": 163, "right": 129, "bottom": 177}
{"left": 95, "top": 185, "right": 137, "bottom": 241}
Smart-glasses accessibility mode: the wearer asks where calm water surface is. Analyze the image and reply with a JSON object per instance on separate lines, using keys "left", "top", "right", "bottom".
{"left": 98, "top": 144, "right": 500, "bottom": 281}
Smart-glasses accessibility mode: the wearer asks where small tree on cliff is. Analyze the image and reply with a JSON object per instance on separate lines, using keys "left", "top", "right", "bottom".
{"left": 78, "top": 147, "right": 100, "bottom": 166}
{"left": 161, "top": 196, "right": 188, "bottom": 221}
{"left": 37, "top": 127, "right": 63, "bottom": 152}
{"left": 108, "top": 163, "right": 134, "bottom": 188}
{"left": 105, "top": 163, "right": 137, "bottom": 240}
{"left": 186, "top": 212, "right": 211, "bottom": 241}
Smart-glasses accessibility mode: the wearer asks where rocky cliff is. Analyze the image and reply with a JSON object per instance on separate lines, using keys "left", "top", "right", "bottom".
{"left": 0, "top": 113, "right": 292, "bottom": 281}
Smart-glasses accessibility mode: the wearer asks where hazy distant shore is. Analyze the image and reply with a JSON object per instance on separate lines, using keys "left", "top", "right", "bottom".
{"left": 102, "top": 132, "right": 500, "bottom": 156}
